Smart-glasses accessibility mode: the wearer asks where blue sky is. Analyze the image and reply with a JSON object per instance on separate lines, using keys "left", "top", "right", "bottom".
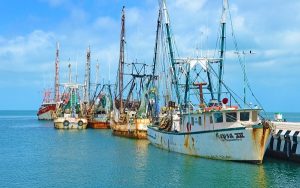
{"left": 0, "top": 0, "right": 300, "bottom": 112}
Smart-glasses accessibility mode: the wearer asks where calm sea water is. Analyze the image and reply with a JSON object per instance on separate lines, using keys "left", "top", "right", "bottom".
{"left": 0, "top": 111, "right": 299, "bottom": 188}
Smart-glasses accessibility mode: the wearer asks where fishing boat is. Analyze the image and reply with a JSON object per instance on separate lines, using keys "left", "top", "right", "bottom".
{"left": 53, "top": 62, "right": 87, "bottom": 129}
{"left": 147, "top": 0, "right": 272, "bottom": 164}
{"left": 37, "top": 43, "right": 60, "bottom": 120}
{"left": 110, "top": 6, "right": 152, "bottom": 139}
{"left": 37, "top": 90, "right": 56, "bottom": 120}
{"left": 88, "top": 84, "right": 113, "bottom": 129}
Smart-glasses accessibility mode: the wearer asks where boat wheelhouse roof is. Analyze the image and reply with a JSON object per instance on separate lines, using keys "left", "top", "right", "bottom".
{"left": 182, "top": 107, "right": 262, "bottom": 115}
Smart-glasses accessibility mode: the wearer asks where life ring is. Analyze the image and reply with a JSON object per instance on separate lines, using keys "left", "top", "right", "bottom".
{"left": 63, "top": 120, "right": 70, "bottom": 127}
{"left": 78, "top": 120, "right": 84, "bottom": 127}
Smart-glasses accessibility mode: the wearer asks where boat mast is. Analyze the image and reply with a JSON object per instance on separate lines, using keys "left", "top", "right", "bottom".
{"left": 162, "top": 0, "right": 181, "bottom": 108}
{"left": 84, "top": 46, "right": 91, "bottom": 104}
{"left": 149, "top": 7, "right": 162, "bottom": 88}
{"left": 95, "top": 61, "right": 99, "bottom": 93}
{"left": 206, "top": 64, "right": 214, "bottom": 100}
{"left": 54, "top": 42, "right": 60, "bottom": 102}
{"left": 217, "top": 0, "right": 227, "bottom": 102}
{"left": 183, "top": 63, "right": 190, "bottom": 108}
{"left": 118, "top": 6, "right": 126, "bottom": 113}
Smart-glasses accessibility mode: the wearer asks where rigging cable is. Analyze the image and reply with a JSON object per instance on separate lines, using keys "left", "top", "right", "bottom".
{"left": 227, "top": 1, "right": 268, "bottom": 119}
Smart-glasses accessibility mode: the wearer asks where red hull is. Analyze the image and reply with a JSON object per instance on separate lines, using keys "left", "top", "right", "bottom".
{"left": 37, "top": 103, "right": 56, "bottom": 120}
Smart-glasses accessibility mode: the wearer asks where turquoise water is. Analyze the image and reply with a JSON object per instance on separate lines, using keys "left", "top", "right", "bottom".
{"left": 0, "top": 111, "right": 299, "bottom": 187}
{"left": 265, "top": 112, "right": 300, "bottom": 122}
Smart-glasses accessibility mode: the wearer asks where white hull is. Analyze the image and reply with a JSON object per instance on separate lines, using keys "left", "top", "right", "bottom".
{"left": 148, "top": 125, "right": 271, "bottom": 163}
{"left": 54, "top": 117, "right": 88, "bottom": 129}
{"left": 38, "top": 110, "right": 54, "bottom": 120}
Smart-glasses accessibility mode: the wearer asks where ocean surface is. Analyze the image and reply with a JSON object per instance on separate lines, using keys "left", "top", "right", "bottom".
{"left": 0, "top": 111, "right": 299, "bottom": 188}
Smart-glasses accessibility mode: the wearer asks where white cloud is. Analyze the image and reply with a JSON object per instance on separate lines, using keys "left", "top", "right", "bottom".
{"left": 0, "top": 30, "right": 55, "bottom": 74}
{"left": 41, "top": 0, "right": 67, "bottom": 7}
{"left": 1, "top": 0, "right": 300, "bottom": 111}
{"left": 232, "top": 16, "right": 245, "bottom": 32}
{"left": 281, "top": 30, "right": 300, "bottom": 47}
{"left": 126, "top": 7, "right": 142, "bottom": 26}
{"left": 93, "top": 16, "right": 118, "bottom": 30}
{"left": 70, "top": 7, "right": 87, "bottom": 23}
{"left": 173, "top": 0, "right": 207, "bottom": 13}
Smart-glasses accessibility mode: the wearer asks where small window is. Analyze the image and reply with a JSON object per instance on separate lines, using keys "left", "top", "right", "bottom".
{"left": 252, "top": 111, "right": 258, "bottom": 121}
{"left": 210, "top": 115, "right": 213, "bottom": 124}
{"left": 240, "top": 112, "right": 250, "bottom": 121}
{"left": 198, "top": 116, "right": 202, "bottom": 126}
{"left": 226, "top": 112, "right": 237, "bottom": 122}
{"left": 213, "top": 112, "right": 223, "bottom": 123}
{"left": 191, "top": 117, "right": 194, "bottom": 125}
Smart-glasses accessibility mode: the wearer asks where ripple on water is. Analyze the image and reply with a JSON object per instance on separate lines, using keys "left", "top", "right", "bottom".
{"left": 0, "top": 111, "right": 299, "bottom": 187}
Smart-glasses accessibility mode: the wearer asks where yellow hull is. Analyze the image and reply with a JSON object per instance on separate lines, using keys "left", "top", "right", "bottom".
{"left": 111, "top": 118, "right": 150, "bottom": 139}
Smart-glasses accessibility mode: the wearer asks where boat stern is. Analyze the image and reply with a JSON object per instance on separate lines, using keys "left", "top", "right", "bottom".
{"left": 54, "top": 117, "right": 88, "bottom": 129}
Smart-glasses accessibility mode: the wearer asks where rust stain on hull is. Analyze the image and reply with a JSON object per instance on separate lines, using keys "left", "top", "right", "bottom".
{"left": 251, "top": 122, "right": 271, "bottom": 161}
{"left": 112, "top": 129, "right": 147, "bottom": 139}
{"left": 88, "top": 121, "right": 110, "bottom": 129}
{"left": 111, "top": 118, "right": 149, "bottom": 139}
{"left": 183, "top": 134, "right": 197, "bottom": 155}
{"left": 184, "top": 135, "right": 189, "bottom": 148}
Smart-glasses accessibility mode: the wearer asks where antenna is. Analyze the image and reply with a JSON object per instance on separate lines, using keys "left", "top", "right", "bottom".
{"left": 234, "top": 50, "right": 256, "bottom": 107}
{"left": 68, "top": 60, "right": 72, "bottom": 83}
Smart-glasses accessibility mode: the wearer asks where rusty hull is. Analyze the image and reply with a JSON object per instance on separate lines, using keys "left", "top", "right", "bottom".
{"left": 88, "top": 121, "right": 110, "bottom": 129}
{"left": 111, "top": 118, "right": 150, "bottom": 139}
{"left": 147, "top": 124, "right": 272, "bottom": 164}
{"left": 251, "top": 123, "right": 271, "bottom": 163}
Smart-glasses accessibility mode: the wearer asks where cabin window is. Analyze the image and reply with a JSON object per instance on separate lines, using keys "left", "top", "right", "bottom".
{"left": 198, "top": 116, "right": 202, "bottom": 126}
{"left": 226, "top": 112, "right": 237, "bottom": 122}
{"left": 252, "top": 111, "right": 258, "bottom": 122}
{"left": 191, "top": 117, "right": 194, "bottom": 125}
{"left": 213, "top": 112, "right": 223, "bottom": 123}
{"left": 210, "top": 116, "right": 213, "bottom": 124}
{"left": 240, "top": 112, "right": 250, "bottom": 121}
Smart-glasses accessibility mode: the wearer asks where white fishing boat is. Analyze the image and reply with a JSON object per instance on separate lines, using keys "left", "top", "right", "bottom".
{"left": 53, "top": 60, "right": 88, "bottom": 129}
{"left": 147, "top": 0, "right": 272, "bottom": 164}
{"left": 54, "top": 83, "right": 88, "bottom": 129}
{"left": 148, "top": 103, "right": 271, "bottom": 163}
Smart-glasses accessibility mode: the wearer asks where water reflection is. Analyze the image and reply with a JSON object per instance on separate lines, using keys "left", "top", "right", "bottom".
{"left": 134, "top": 140, "right": 149, "bottom": 168}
